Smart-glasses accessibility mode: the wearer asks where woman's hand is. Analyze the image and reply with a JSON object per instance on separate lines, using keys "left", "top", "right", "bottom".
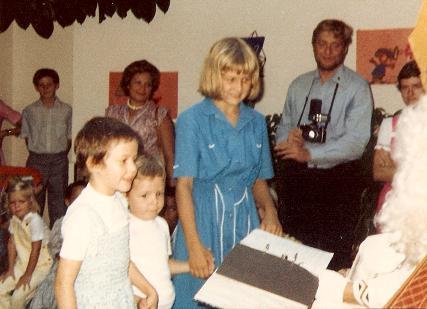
{"left": 15, "top": 273, "right": 32, "bottom": 290}
{"left": 253, "top": 179, "right": 283, "bottom": 236}
{"left": 188, "top": 243, "right": 215, "bottom": 278}
{"left": 260, "top": 210, "right": 283, "bottom": 236}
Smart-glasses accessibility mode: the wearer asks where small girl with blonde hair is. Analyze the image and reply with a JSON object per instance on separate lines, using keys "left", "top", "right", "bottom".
{"left": 0, "top": 177, "right": 52, "bottom": 309}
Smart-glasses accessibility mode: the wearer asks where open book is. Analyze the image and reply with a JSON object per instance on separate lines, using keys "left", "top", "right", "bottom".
{"left": 194, "top": 229, "right": 333, "bottom": 308}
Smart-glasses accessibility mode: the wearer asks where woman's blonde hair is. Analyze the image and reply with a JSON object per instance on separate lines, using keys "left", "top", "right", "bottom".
{"left": 198, "top": 37, "right": 260, "bottom": 101}
{"left": 7, "top": 177, "right": 40, "bottom": 214}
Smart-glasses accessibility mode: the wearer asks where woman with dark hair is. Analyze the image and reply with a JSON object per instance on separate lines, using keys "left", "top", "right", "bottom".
{"left": 106, "top": 60, "right": 176, "bottom": 220}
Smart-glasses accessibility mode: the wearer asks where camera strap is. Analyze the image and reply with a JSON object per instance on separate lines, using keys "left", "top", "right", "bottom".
{"left": 296, "top": 78, "right": 339, "bottom": 130}
{"left": 324, "top": 82, "right": 339, "bottom": 131}
{"left": 297, "top": 78, "right": 315, "bottom": 127}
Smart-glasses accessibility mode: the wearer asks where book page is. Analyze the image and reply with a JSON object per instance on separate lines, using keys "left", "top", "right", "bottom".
{"left": 240, "top": 229, "right": 333, "bottom": 276}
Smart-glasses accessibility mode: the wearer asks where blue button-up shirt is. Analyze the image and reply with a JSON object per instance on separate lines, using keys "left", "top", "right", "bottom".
{"left": 276, "top": 65, "right": 373, "bottom": 169}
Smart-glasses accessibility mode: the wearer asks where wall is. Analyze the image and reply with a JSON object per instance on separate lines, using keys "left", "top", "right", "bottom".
{"left": 72, "top": 0, "right": 422, "bottom": 130}
{"left": 0, "top": 0, "right": 423, "bottom": 172}
{"left": 0, "top": 23, "right": 73, "bottom": 166}
{"left": 0, "top": 27, "right": 14, "bottom": 162}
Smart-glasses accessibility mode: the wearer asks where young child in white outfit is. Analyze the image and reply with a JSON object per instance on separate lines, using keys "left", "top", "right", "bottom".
{"left": 0, "top": 177, "right": 52, "bottom": 309}
{"left": 55, "top": 117, "right": 158, "bottom": 309}
{"left": 30, "top": 180, "right": 86, "bottom": 309}
{"left": 128, "top": 154, "right": 189, "bottom": 309}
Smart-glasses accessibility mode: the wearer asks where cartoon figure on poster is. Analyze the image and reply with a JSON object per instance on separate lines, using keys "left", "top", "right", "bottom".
{"left": 369, "top": 46, "right": 399, "bottom": 84}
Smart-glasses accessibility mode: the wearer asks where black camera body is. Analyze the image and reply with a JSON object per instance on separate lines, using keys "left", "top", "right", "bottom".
{"left": 299, "top": 123, "right": 326, "bottom": 143}
{"left": 298, "top": 99, "right": 328, "bottom": 144}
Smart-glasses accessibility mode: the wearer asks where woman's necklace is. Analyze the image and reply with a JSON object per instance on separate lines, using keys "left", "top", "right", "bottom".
{"left": 127, "top": 101, "right": 146, "bottom": 111}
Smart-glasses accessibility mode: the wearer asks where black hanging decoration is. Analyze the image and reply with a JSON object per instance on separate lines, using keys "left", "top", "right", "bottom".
{"left": 31, "top": 0, "right": 55, "bottom": 39}
{"left": 14, "top": 0, "right": 32, "bottom": 30}
{"left": 99, "top": 0, "right": 117, "bottom": 23}
{"left": 0, "top": 0, "right": 170, "bottom": 39}
{"left": 0, "top": 0, "right": 14, "bottom": 33}
{"left": 78, "top": 0, "right": 97, "bottom": 18}
{"left": 53, "top": 1, "right": 77, "bottom": 28}
{"left": 155, "top": 0, "right": 170, "bottom": 14}
{"left": 116, "top": 0, "right": 132, "bottom": 19}
{"left": 130, "top": 0, "right": 156, "bottom": 23}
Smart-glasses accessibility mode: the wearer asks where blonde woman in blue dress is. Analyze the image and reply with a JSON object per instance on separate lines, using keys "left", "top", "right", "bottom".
{"left": 172, "top": 37, "right": 283, "bottom": 308}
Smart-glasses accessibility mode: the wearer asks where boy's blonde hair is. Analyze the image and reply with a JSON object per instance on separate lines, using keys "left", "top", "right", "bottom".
{"left": 7, "top": 177, "right": 40, "bottom": 213}
{"left": 198, "top": 37, "right": 261, "bottom": 101}
{"left": 135, "top": 154, "right": 165, "bottom": 179}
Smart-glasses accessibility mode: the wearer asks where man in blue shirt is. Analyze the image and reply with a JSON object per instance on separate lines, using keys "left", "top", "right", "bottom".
{"left": 275, "top": 19, "right": 373, "bottom": 270}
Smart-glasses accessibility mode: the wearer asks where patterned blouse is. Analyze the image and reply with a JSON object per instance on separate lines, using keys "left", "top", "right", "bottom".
{"left": 106, "top": 100, "right": 168, "bottom": 155}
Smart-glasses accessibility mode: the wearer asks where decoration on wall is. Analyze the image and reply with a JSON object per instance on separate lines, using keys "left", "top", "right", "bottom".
{"left": 356, "top": 28, "right": 413, "bottom": 85}
{"left": 241, "top": 31, "right": 266, "bottom": 108}
{"left": 242, "top": 31, "right": 266, "bottom": 72}
{"left": 109, "top": 71, "right": 178, "bottom": 119}
{"left": 0, "top": 0, "right": 170, "bottom": 39}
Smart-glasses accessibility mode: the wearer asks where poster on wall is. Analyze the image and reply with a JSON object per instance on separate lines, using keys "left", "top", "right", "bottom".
{"left": 356, "top": 28, "right": 413, "bottom": 85}
{"left": 109, "top": 71, "right": 178, "bottom": 119}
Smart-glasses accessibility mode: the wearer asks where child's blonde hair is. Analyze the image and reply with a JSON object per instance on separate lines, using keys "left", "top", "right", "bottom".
{"left": 135, "top": 154, "right": 165, "bottom": 179}
{"left": 7, "top": 177, "right": 40, "bottom": 213}
{"left": 198, "top": 37, "right": 261, "bottom": 101}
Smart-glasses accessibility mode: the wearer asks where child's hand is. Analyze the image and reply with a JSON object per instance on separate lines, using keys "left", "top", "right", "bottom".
{"left": 0, "top": 269, "right": 14, "bottom": 283}
{"left": 15, "top": 273, "right": 32, "bottom": 290}
{"left": 260, "top": 211, "right": 283, "bottom": 236}
{"left": 188, "top": 243, "right": 215, "bottom": 279}
{"left": 145, "top": 289, "right": 158, "bottom": 309}
{"left": 137, "top": 291, "right": 158, "bottom": 309}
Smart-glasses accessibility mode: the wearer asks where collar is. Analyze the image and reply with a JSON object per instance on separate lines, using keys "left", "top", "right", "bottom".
{"left": 201, "top": 98, "right": 255, "bottom": 130}
{"left": 12, "top": 211, "right": 33, "bottom": 224}
{"left": 85, "top": 183, "right": 118, "bottom": 203}
{"left": 314, "top": 65, "right": 346, "bottom": 85}
{"left": 37, "top": 97, "right": 60, "bottom": 108}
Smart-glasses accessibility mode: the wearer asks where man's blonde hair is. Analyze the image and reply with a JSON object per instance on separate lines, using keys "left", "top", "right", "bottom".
{"left": 198, "top": 37, "right": 260, "bottom": 101}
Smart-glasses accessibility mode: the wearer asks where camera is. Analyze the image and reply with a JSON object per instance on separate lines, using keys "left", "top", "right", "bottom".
{"left": 299, "top": 99, "right": 328, "bottom": 143}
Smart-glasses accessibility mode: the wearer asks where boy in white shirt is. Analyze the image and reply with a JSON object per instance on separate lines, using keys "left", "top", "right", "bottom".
{"left": 55, "top": 117, "right": 157, "bottom": 309}
{"left": 128, "top": 154, "right": 189, "bottom": 309}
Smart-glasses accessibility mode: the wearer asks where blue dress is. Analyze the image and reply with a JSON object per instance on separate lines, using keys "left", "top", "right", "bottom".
{"left": 172, "top": 98, "right": 273, "bottom": 308}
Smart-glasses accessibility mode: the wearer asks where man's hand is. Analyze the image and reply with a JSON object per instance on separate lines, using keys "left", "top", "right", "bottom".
{"left": 275, "top": 141, "right": 311, "bottom": 163}
{"left": 287, "top": 128, "right": 304, "bottom": 146}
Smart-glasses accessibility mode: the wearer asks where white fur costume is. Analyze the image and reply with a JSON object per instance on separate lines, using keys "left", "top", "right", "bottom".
{"left": 315, "top": 94, "right": 427, "bottom": 308}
